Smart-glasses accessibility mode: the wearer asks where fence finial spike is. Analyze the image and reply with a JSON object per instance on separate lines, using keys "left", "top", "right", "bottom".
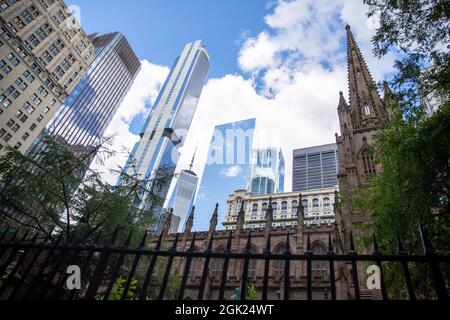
{"left": 349, "top": 231, "right": 356, "bottom": 251}
{"left": 94, "top": 231, "right": 102, "bottom": 244}
{"left": 246, "top": 231, "right": 252, "bottom": 251}
{"left": 189, "top": 232, "right": 197, "bottom": 250}
{"left": 328, "top": 233, "right": 333, "bottom": 252}
{"left": 418, "top": 221, "right": 433, "bottom": 254}
{"left": 109, "top": 227, "right": 120, "bottom": 245}
{"left": 372, "top": 234, "right": 380, "bottom": 253}
{"left": 155, "top": 229, "right": 164, "bottom": 250}
{"left": 139, "top": 230, "right": 148, "bottom": 248}
{"left": 207, "top": 230, "right": 214, "bottom": 251}
{"left": 171, "top": 233, "right": 180, "bottom": 250}
{"left": 265, "top": 233, "right": 271, "bottom": 252}
{"left": 19, "top": 230, "right": 29, "bottom": 242}
{"left": 226, "top": 231, "right": 233, "bottom": 251}
{"left": 124, "top": 229, "right": 133, "bottom": 246}
{"left": 285, "top": 230, "right": 290, "bottom": 252}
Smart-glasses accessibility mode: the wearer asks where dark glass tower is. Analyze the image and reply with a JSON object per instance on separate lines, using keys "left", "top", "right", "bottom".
{"left": 34, "top": 32, "right": 140, "bottom": 154}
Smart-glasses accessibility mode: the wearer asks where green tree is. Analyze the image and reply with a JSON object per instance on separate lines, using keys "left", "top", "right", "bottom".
{"left": 354, "top": 0, "right": 450, "bottom": 298}
{"left": 0, "top": 135, "right": 172, "bottom": 245}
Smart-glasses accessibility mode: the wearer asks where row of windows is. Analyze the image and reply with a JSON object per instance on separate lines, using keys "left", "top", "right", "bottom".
{"left": 233, "top": 197, "right": 332, "bottom": 213}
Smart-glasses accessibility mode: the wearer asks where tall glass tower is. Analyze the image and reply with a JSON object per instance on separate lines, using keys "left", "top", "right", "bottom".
{"left": 166, "top": 169, "right": 198, "bottom": 233}
{"left": 247, "top": 147, "right": 285, "bottom": 195}
{"left": 193, "top": 118, "right": 256, "bottom": 232}
{"left": 119, "top": 41, "right": 209, "bottom": 229}
{"left": 33, "top": 32, "right": 140, "bottom": 155}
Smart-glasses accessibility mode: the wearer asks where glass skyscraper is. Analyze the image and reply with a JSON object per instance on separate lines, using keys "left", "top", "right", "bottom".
{"left": 247, "top": 147, "right": 284, "bottom": 195}
{"left": 34, "top": 32, "right": 140, "bottom": 154}
{"left": 193, "top": 118, "right": 256, "bottom": 232}
{"left": 166, "top": 168, "right": 198, "bottom": 233}
{"left": 119, "top": 41, "right": 209, "bottom": 231}
{"left": 292, "top": 143, "right": 338, "bottom": 192}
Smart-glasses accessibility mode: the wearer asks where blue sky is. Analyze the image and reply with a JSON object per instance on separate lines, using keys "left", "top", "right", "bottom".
{"left": 85, "top": 0, "right": 398, "bottom": 196}
{"left": 66, "top": 0, "right": 269, "bottom": 78}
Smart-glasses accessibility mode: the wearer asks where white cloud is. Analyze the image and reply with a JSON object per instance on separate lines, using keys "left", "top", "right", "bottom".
{"left": 90, "top": 60, "right": 169, "bottom": 185}
{"left": 174, "top": 0, "right": 398, "bottom": 195}
{"left": 94, "top": 0, "right": 398, "bottom": 200}
{"left": 220, "top": 165, "right": 243, "bottom": 178}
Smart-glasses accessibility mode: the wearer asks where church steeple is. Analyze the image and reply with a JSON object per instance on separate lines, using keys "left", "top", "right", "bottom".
{"left": 346, "top": 25, "right": 388, "bottom": 131}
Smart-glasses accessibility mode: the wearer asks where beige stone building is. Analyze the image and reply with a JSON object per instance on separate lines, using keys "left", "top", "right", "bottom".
{"left": 223, "top": 188, "right": 337, "bottom": 230}
{"left": 0, "top": 0, "right": 94, "bottom": 154}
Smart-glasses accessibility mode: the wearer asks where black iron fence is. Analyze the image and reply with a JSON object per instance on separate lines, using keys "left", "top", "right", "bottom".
{"left": 0, "top": 224, "right": 448, "bottom": 301}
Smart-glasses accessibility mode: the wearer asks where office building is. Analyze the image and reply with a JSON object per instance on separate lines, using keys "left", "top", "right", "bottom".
{"left": 223, "top": 188, "right": 337, "bottom": 230}
{"left": 0, "top": 0, "right": 95, "bottom": 155}
{"left": 165, "top": 168, "right": 198, "bottom": 234}
{"left": 292, "top": 143, "right": 338, "bottom": 192}
{"left": 37, "top": 32, "right": 140, "bottom": 154}
{"left": 247, "top": 147, "right": 284, "bottom": 195}
{"left": 193, "top": 118, "right": 256, "bottom": 232}
{"left": 118, "top": 40, "right": 209, "bottom": 230}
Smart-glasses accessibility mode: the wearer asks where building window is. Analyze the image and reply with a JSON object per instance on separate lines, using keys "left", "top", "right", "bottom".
{"left": 362, "top": 148, "right": 376, "bottom": 178}
{"left": 22, "top": 133, "right": 29, "bottom": 141}
{"left": 292, "top": 200, "right": 298, "bottom": 212}
{"left": 281, "top": 201, "right": 288, "bottom": 213}
{"left": 252, "top": 204, "right": 258, "bottom": 214}
{"left": 323, "top": 197, "right": 331, "bottom": 208}
{"left": 3, "top": 133, "right": 12, "bottom": 142}
{"left": 302, "top": 199, "right": 308, "bottom": 212}
{"left": 312, "top": 198, "right": 319, "bottom": 209}
{"left": 272, "top": 202, "right": 278, "bottom": 212}
{"left": 312, "top": 243, "right": 329, "bottom": 277}
{"left": 13, "top": 142, "right": 22, "bottom": 150}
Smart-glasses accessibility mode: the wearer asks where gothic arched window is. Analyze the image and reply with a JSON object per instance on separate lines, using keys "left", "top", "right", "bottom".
{"left": 362, "top": 148, "right": 376, "bottom": 178}
{"left": 312, "top": 243, "right": 329, "bottom": 278}
{"left": 210, "top": 246, "right": 225, "bottom": 280}
{"left": 273, "top": 244, "right": 288, "bottom": 278}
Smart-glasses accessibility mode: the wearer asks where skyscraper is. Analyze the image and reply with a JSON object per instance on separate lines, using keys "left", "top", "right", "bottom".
{"left": 193, "top": 118, "right": 256, "bottom": 232}
{"left": 292, "top": 143, "right": 338, "bottom": 192}
{"left": 165, "top": 166, "right": 198, "bottom": 233}
{"left": 37, "top": 32, "right": 140, "bottom": 154}
{"left": 119, "top": 40, "right": 209, "bottom": 225}
{"left": 0, "top": 0, "right": 95, "bottom": 155}
{"left": 247, "top": 147, "right": 284, "bottom": 195}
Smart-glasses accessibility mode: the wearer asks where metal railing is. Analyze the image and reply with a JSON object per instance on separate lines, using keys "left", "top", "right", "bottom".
{"left": 0, "top": 224, "right": 448, "bottom": 300}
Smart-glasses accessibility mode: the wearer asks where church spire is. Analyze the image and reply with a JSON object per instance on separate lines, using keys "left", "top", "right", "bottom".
{"left": 346, "top": 25, "right": 388, "bottom": 130}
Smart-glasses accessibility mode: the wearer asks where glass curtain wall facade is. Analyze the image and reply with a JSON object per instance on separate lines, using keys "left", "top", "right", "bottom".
{"left": 193, "top": 118, "right": 256, "bottom": 232}
{"left": 166, "top": 169, "right": 198, "bottom": 233}
{"left": 292, "top": 143, "right": 338, "bottom": 192}
{"left": 247, "top": 147, "right": 284, "bottom": 195}
{"left": 118, "top": 41, "right": 209, "bottom": 232}
{"left": 32, "top": 32, "right": 140, "bottom": 155}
